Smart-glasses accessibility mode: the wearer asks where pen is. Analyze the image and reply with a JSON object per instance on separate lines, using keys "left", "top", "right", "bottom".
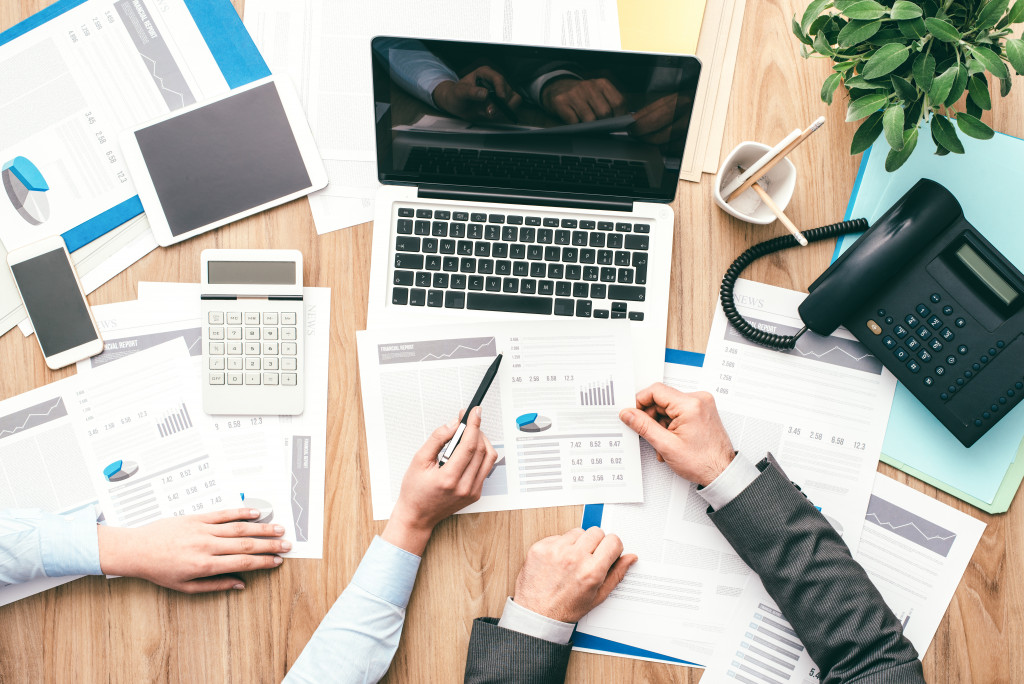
{"left": 475, "top": 77, "right": 519, "bottom": 123}
{"left": 438, "top": 353, "right": 502, "bottom": 466}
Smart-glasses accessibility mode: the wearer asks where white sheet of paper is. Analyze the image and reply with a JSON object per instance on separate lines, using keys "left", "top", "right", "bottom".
{"left": 357, "top": 319, "right": 642, "bottom": 518}
{"left": 243, "top": 0, "right": 620, "bottom": 234}
{"left": 700, "top": 474, "right": 986, "bottom": 683}
{"left": 575, "top": 357, "right": 747, "bottom": 667}
{"left": 696, "top": 279, "right": 897, "bottom": 555}
{"left": 134, "top": 282, "right": 331, "bottom": 558}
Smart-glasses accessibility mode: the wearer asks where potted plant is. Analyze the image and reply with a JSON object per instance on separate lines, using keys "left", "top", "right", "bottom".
{"left": 793, "top": 0, "right": 1024, "bottom": 170}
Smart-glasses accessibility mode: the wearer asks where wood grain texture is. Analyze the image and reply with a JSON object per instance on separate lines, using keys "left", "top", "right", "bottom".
{"left": 1, "top": 0, "right": 1022, "bottom": 682}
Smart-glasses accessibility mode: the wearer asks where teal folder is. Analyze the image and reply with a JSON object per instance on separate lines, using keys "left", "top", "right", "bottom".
{"left": 836, "top": 135, "right": 1024, "bottom": 514}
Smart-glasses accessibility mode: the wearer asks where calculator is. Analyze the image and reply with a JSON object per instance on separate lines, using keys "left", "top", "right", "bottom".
{"left": 201, "top": 249, "right": 304, "bottom": 415}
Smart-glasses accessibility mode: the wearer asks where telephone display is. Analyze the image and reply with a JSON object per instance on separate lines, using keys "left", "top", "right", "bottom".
{"left": 799, "top": 179, "right": 1024, "bottom": 447}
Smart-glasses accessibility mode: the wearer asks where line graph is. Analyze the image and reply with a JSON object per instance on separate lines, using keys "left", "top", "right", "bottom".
{"left": 377, "top": 337, "right": 497, "bottom": 365}
{"left": 0, "top": 397, "right": 68, "bottom": 440}
{"left": 726, "top": 317, "right": 883, "bottom": 375}
{"left": 865, "top": 494, "right": 957, "bottom": 556}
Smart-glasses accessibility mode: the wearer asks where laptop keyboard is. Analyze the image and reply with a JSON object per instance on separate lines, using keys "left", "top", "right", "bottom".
{"left": 390, "top": 205, "right": 649, "bottom": 319}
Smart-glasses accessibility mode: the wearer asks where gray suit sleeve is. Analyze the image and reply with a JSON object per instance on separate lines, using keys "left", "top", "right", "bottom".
{"left": 708, "top": 460, "right": 926, "bottom": 684}
{"left": 463, "top": 617, "right": 571, "bottom": 684}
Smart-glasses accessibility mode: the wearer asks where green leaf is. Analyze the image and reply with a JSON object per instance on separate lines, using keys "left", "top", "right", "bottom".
{"left": 1001, "top": 76, "right": 1013, "bottom": 96}
{"left": 913, "top": 52, "right": 936, "bottom": 90}
{"left": 890, "top": 0, "right": 924, "bottom": 19}
{"left": 930, "top": 113, "right": 964, "bottom": 153}
{"left": 965, "top": 97, "right": 983, "bottom": 117}
{"left": 812, "top": 30, "right": 835, "bottom": 56}
{"left": 924, "top": 16, "right": 961, "bottom": 41}
{"left": 793, "top": 16, "right": 813, "bottom": 45}
{"left": 968, "top": 75, "right": 992, "bottom": 109}
{"left": 1006, "top": 38, "right": 1024, "bottom": 74}
{"left": 847, "top": 92, "right": 889, "bottom": 120}
{"left": 978, "top": 0, "right": 1010, "bottom": 29}
{"left": 945, "top": 64, "right": 969, "bottom": 106}
{"left": 843, "top": 74, "right": 877, "bottom": 89}
{"left": 862, "top": 43, "right": 911, "bottom": 78}
{"left": 885, "top": 126, "right": 919, "bottom": 170}
{"left": 844, "top": 0, "right": 887, "bottom": 19}
{"left": 891, "top": 74, "right": 919, "bottom": 101}
{"left": 834, "top": 0, "right": 859, "bottom": 10}
{"left": 821, "top": 72, "right": 843, "bottom": 104}
{"left": 801, "top": 0, "right": 831, "bottom": 33}
{"left": 838, "top": 19, "right": 882, "bottom": 46}
{"left": 833, "top": 60, "right": 859, "bottom": 72}
{"left": 970, "top": 45, "right": 1011, "bottom": 79}
{"left": 898, "top": 17, "right": 928, "bottom": 38}
{"left": 883, "top": 105, "right": 906, "bottom": 150}
{"left": 851, "top": 111, "right": 885, "bottom": 153}
{"left": 956, "top": 112, "right": 995, "bottom": 139}
{"left": 928, "top": 65, "right": 958, "bottom": 105}
{"left": 998, "top": 0, "right": 1024, "bottom": 27}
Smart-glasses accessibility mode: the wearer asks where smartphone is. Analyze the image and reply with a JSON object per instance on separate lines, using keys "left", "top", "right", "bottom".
{"left": 7, "top": 236, "right": 103, "bottom": 369}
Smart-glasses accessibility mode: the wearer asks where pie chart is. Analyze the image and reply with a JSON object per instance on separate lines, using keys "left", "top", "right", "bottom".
{"left": 242, "top": 496, "right": 274, "bottom": 523}
{"left": 2, "top": 156, "right": 50, "bottom": 226}
{"left": 103, "top": 459, "right": 139, "bottom": 482}
{"left": 516, "top": 412, "right": 552, "bottom": 433}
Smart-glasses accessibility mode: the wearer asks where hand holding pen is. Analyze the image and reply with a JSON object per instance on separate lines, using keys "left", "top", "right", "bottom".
{"left": 439, "top": 354, "right": 502, "bottom": 465}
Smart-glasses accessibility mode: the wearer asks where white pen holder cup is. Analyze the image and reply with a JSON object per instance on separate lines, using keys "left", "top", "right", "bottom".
{"left": 714, "top": 141, "right": 797, "bottom": 225}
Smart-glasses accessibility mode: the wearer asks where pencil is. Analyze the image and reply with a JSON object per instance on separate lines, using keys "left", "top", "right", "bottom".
{"left": 750, "top": 182, "right": 808, "bottom": 246}
{"left": 726, "top": 116, "right": 825, "bottom": 203}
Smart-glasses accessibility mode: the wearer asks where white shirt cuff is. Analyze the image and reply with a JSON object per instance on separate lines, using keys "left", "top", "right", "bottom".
{"left": 497, "top": 596, "right": 575, "bottom": 644}
{"left": 696, "top": 455, "right": 761, "bottom": 511}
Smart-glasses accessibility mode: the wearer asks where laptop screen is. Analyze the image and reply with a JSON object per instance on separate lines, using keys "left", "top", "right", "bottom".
{"left": 371, "top": 38, "right": 701, "bottom": 204}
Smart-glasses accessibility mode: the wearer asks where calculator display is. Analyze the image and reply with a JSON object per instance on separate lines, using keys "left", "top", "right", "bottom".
{"left": 207, "top": 261, "right": 296, "bottom": 285}
{"left": 955, "top": 243, "right": 1019, "bottom": 307}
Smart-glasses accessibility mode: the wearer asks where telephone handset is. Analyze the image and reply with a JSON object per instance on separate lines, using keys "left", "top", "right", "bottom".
{"left": 722, "top": 179, "right": 1024, "bottom": 447}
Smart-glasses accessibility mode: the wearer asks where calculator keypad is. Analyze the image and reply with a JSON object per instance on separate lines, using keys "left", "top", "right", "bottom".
{"left": 208, "top": 310, "right": 299, "bottom": 388}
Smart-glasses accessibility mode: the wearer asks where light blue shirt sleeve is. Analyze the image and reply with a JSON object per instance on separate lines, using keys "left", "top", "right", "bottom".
{"left": 371, "top": 37, "right": 458, "bottom": 108}
{"left": 0, "top": 508, "right": 102, "bottom": 584}
{"left": 284, "top": 536, "right": 421, "bottom": 684}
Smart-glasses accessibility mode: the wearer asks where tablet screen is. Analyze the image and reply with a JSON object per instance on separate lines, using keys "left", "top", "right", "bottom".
{"left": 134, "top": 82, "right": 312, "bottom": 237}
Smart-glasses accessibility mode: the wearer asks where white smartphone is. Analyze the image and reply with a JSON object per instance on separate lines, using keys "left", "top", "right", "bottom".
{"left": 7, "top": 236, "right": 103, "bottom": 369}
{"left": 119, "top": 75, "right": 328, "bottom": 247}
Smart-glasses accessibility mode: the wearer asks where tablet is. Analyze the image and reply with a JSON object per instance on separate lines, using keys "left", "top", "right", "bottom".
{"left": 121, "top": 76, "right": 327, "bottom": 246}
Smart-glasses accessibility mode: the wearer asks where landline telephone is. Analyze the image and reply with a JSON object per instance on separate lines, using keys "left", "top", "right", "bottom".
{"left": 722, "top": 178, "right": 1024, "bottom": 448}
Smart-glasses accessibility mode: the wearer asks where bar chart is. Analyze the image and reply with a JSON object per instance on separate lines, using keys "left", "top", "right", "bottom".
{"left": 579, "top": 378, "right": 615, "bottom": 406}
{"left": 157, "top": 403, "right": 193, "bottom": 437}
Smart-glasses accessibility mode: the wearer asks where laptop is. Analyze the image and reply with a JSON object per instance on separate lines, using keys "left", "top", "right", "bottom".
{"left": 366, "top": 37, "right": 701, "bottom": 386}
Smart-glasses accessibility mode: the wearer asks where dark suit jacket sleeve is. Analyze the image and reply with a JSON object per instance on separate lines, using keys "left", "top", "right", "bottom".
{"left": 708, "top": 459, "right": 926, "bottom": 684}
{"left": 463, "top": 617, "right": 571, "bottom": 684}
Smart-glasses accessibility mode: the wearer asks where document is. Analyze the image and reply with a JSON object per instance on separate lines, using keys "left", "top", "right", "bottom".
{"left": 243, "top": 0, "right": 620, "bottom": 234}
{"left": 357, "top": 320, "right": 642, "bottom": 518}
{"left": 575, "top": 352, "right": 747, "bottom": 667}
{"left": 696, "top": 279, "right": 897, "bottom": 554}
{"left": 134, "top": 282, "right": 332, "bottom": 558}
{"left": 701, "top": 474, "right": 986, "bottom": 683}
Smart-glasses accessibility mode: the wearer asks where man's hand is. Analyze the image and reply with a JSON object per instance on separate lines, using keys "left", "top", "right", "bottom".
{"left": 97, "top": 508, "right": 288, "bottom": 593}
{"left": 628, "top": 93, "right": 693, "bottom": 144}
{"left": 619, "top": 384, "right": 735, "bottom": 487}
{"left": 511, "top": 527, "right": 637, "bottom": 624}
{"left": 541, "top": 77, "right": 626, "bottom": 124}
{"left": 432, "top": 66, "right": 522, "bottom": 122}
{"left": 383, "top": 407, "right": 498, "bottom": 556}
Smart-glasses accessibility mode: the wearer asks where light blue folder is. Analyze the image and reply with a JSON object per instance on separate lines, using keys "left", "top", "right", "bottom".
{"left": 835, "top": 135, "right": 1024, "bottom": 513}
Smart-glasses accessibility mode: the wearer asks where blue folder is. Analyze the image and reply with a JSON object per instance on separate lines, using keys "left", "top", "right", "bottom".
{"left": 0, "top": 0, "right": 270, "bottom": 252}
{"left": 834, "top": 135, "right": 1024, "bottom": 513}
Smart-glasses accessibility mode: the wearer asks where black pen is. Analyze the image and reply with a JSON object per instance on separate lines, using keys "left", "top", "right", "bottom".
{"left": 438, "top": 353, "right": 502, "bottom": 466}
{"left": 475, "top": 77, "right": 519, "bottom": 123}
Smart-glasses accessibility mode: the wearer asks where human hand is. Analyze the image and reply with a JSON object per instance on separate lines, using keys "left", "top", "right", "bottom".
{"left": 432, "top": 66, "right": 522, "bottom": 122}
{"left": 628, "top": 93, "right": 693, "bottom": 144}
{"left": 541, "top": 76, "right": 627, "bottom": 124}
{"left": 511, "top": 527, "right": 637, "bottom": 624}
{"left": 97, "top": 508, "right": 288, "bottom": 593}
{"left": 619, "top": 384, "right": 735, "bottom": 487}
{"left": 383, "top": 407, "right": 498, "bottom": 556}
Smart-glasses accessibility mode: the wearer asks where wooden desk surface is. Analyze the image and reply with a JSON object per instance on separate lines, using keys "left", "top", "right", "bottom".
{"left": 1, "top": 1, "right": 1022, "bottom": 682}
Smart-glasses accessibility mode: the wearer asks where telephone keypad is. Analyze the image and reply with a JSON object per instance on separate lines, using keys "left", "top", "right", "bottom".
{"left": 906, "top": 338, "right": 921, "bottom": 351}
{"left": 882, "top": 336, "right": 897, "bottom": 350}
{"left": 894, "top": 347, "right": 909, "bottom": 361}
{"left": 894, "top": 325, "right": 909, "bottom": 339}
{"left": 942, "top": 305, "right": 954, "bottom": 316}
{"left": 905, "top": 314, "right": 920, "bottom": 327}
{"left": 958, "top": 345, "right": 969, "bottom": 355}
{"left": 955, "top": 317, "right": 967, "bottom": 328}
{"left": 915, "top": 304, "right": 930, "bottom": 317}
{"left": 934, "top": 366, "right": 946, "bottom": 376}
{"left": 917, "top": 326, "right": 932, "bottom": 340}
{"left": 907, "top": 360, "right": 921, "bottom": 373}
{"left": 927, "top": 315, "right": 943, "bottom": 330}
{"left": 918, "top": 349, "right": 932, "bottom": 362}
{"left": 930, "top": 293, "right": 941, "bottom": 303}
{"left": 940, "top": 327, "right": 955, "bottom": 341}
{"left": 929, "top": 338, "right": 943, "bottom": 352}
